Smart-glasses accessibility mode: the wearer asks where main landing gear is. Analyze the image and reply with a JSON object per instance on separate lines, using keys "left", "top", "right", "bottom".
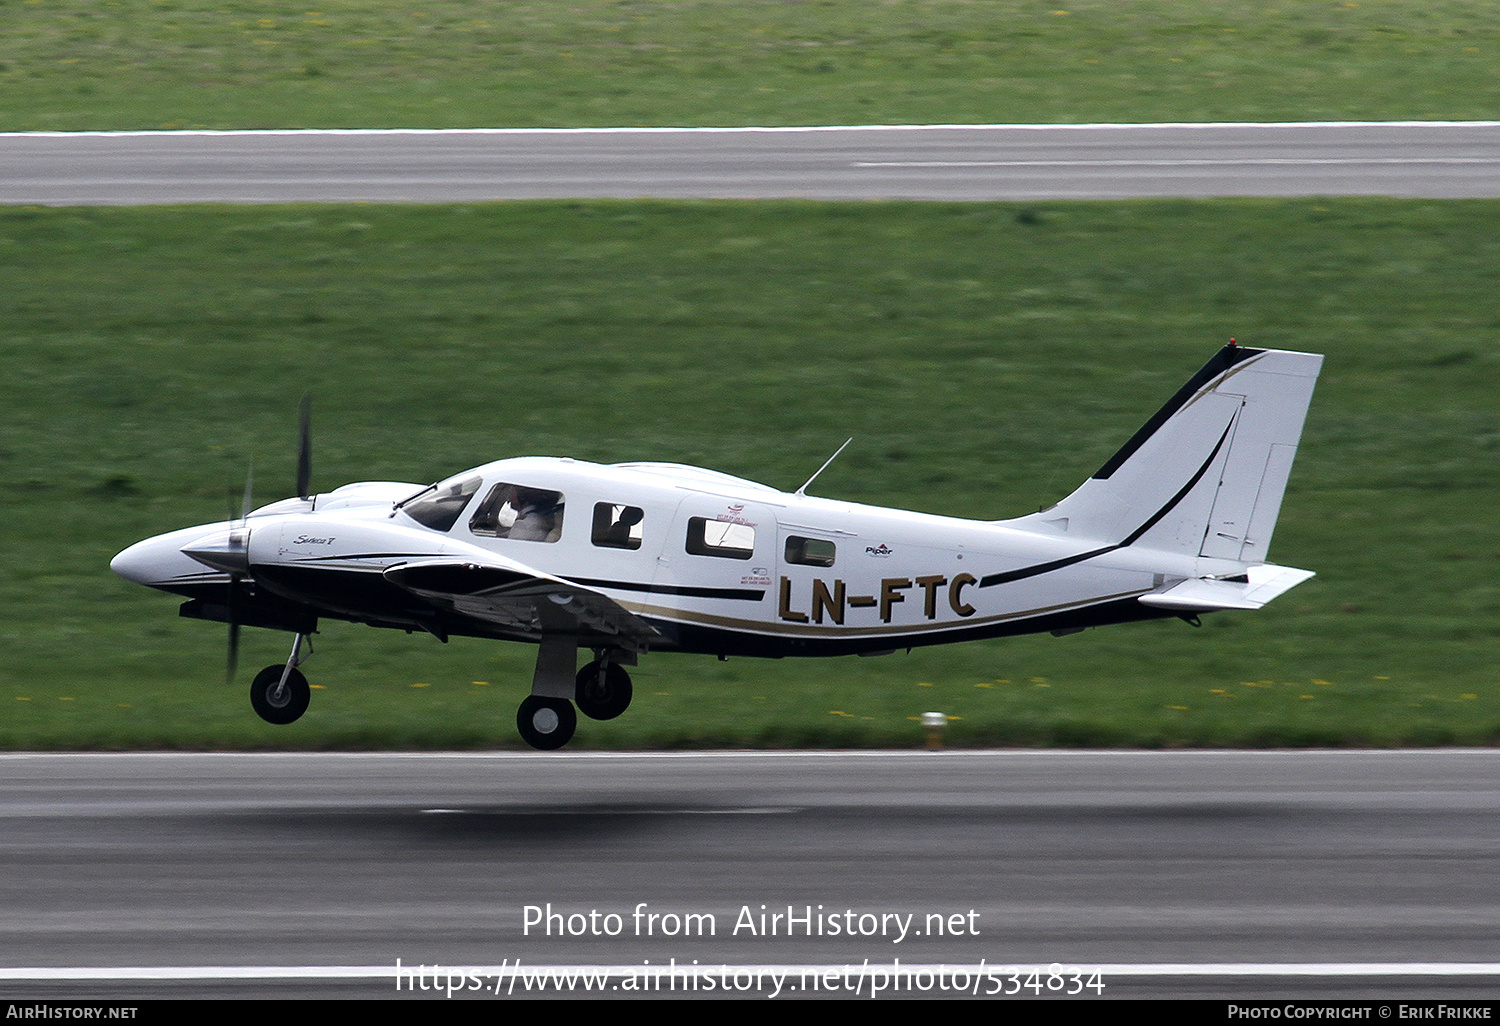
{"left": 575, "top": 659, "right": 633, "bottom": 721}
{"left": 250, "top": 633, "right": 312, "bottom": 725}
{"left": 514, "top": 637, "right": 635, "bottom": 750}
{"left": 516, "top": 695, "right": 577, "bottom": 751}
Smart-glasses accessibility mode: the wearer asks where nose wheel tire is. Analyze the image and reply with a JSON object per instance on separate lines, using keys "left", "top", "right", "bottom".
{"left": 250, "top": 665, "right": 310, "bottom": 725}
{"left": 517, "top": 695, "right": 577, "bottom": 750}
{"left": 575, "top": 661, "right": 633, "bottom": 721}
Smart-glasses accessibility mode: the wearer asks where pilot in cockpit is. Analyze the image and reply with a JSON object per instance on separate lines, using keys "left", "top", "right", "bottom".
{"left": 508, "top": 488, "right": 564, "bottom": 542}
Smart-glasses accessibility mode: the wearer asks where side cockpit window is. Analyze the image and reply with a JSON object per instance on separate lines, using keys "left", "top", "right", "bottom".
{"left": 400, "top": 475, "right": 482, "bottom": 532}
{"left": 470, "top": 483, "right": 565, "bottom": 542}
{"left": 686, "top": 517, "right": 755, "bottom": 560}
{"left": 592, "top": 503, "right": 644, "bottom": 550}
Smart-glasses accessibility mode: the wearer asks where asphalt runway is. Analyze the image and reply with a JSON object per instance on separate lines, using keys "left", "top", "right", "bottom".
{"left": 2, "top": 750, "right": 1498, "bottom": 999}
{"left": 4, "top": 122, "right": 1500, "bottom": 204}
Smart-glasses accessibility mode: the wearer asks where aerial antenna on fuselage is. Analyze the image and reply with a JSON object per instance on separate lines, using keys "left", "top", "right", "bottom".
{"left": 795, "top": 437, "right": 853, "bottom": 496}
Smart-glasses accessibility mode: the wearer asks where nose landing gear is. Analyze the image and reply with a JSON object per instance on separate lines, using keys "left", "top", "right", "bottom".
{"left": 250, "top": 634, "right": 313, "bottom": 725}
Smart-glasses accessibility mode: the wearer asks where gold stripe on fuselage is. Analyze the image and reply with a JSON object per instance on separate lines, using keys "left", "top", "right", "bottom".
{"left": 613, "top": 588, "right": 1150, "bottom": 640}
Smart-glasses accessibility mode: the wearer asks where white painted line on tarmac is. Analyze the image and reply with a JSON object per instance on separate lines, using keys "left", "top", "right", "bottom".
{"left": 857, "top": 158, "right": 1500, "bottom": 169}
{"left": 4, "top": 121, "right": 1500, "bottom": 139}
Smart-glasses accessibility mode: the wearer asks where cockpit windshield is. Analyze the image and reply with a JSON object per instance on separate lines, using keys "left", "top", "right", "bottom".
{"left": 397, "top": 474, "right": 482, "bottom": 532}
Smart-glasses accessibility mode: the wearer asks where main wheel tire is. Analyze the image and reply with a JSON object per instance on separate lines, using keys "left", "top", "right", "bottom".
{"left": 575, "top": 661, "right": 633, "bottom": 721}
{"left": 250, "top": 665, "right": 310, "bottom": 725}
{"left": 517, "top": 695, "right": 577, "bottom": 750}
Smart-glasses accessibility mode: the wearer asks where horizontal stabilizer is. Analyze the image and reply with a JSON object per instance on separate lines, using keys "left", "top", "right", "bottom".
{"left": 1138, "top": 564, "right": 1315, "bottom": 612}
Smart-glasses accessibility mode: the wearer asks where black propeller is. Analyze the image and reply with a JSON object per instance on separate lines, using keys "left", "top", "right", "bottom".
{"left": 224, "top": 464, "right": 253, "bottom": 685}
{"left": 222, "top": 398, "right": 312, "bottom": 684}
{"left": 297, "top": 394, "right": 313, "bottom": 501}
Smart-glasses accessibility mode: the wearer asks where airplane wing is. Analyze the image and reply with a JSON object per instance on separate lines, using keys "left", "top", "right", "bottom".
{"left": 382, "top": 559, "right": 660, "bottom": 646}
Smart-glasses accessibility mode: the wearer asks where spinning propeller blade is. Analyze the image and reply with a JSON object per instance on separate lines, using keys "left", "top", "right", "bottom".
{"left": 296, "top": 395, "right": 313, "bottom": 500}
{"left": 215, "top": 400, "right": 312, "bottom": 683}
{"left": 226, "top": 618, "right": 240, "bottom": 686}
{"left": 225, "top": 464, "right": 252, "bottom": 685}
{"left": 240, "top": 463, "right": 254, "bottom": 520}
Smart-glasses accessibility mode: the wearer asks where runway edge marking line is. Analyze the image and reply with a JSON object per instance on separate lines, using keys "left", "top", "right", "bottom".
{"left": 4, "top": 749, "right": 1500, "bottom": 763}
{"left": 4, "top": 121, "right": 1500, "bottom": 139}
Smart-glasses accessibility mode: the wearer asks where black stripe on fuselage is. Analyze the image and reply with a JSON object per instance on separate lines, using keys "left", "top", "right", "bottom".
{"left": 288, "top": 552, "right": 434, "bottom": 562}
{"left": 1119, "top": 417, "right": 1236, "bottom": 546}
{"left": 978, "top": 545, "right": 1116, "bottom": 588}
{"left": 571, "top": 577, "right": 765, "bottom": 602}
{"left": 287, "top": 559, "right": 763, "bottom": 602}
{"left": 979, "top": 416, "right": 1237, "bottom": 589}
{"left": 1092, "top": 343, "right": 1261, "bottom": 480}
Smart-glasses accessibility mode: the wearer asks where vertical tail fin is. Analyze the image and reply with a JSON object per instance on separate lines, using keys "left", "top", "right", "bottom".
{"left": 1014, "top": 344, "right": 1323, "bottom": 564}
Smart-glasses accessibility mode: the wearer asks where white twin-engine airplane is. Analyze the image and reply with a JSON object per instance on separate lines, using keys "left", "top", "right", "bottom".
{"left": 112, "top": 343, "right": 1322, "bottom": 749}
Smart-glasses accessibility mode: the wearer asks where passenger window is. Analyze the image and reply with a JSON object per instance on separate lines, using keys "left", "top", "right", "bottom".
{"left": 592, "top": 503, "right": 644, "bottom": 550}
{"left": 469, "top": 483, "right": 564, "bottom": 542}
{"left": 686, "top": 517, "right": 754, "bottom": 560}
{"left": 785, "top": 536, "right": 836, "bottom": 567}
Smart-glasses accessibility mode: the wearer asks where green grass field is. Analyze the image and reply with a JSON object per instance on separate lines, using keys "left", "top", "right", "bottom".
{"left": 3, "top": 2, "right": 1497, "bottom": 748}
{"left": 5, "top": 0, "right": 1499, "bottom": 130}
{"left": 2, "top": 198, "right": 1496, "bottom": 748}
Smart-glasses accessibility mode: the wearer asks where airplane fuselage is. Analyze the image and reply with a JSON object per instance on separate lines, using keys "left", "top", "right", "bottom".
{"left": 115, "top": 456, "right": 1210, "bottom": 659}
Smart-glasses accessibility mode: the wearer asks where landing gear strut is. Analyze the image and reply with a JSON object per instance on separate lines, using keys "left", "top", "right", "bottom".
{"left": 250, "top": 633, "right": 312, "bottom": 725}
{"left": 514, "top": 633, "right": 579, "bottom": 751}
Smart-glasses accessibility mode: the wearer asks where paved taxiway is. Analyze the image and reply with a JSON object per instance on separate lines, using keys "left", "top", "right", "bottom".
{"left": 4, "top": 122, "right": 1500, "bottom": 204}
{"left": 2, "top": 751, "right": 1498, "bottom": 998}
